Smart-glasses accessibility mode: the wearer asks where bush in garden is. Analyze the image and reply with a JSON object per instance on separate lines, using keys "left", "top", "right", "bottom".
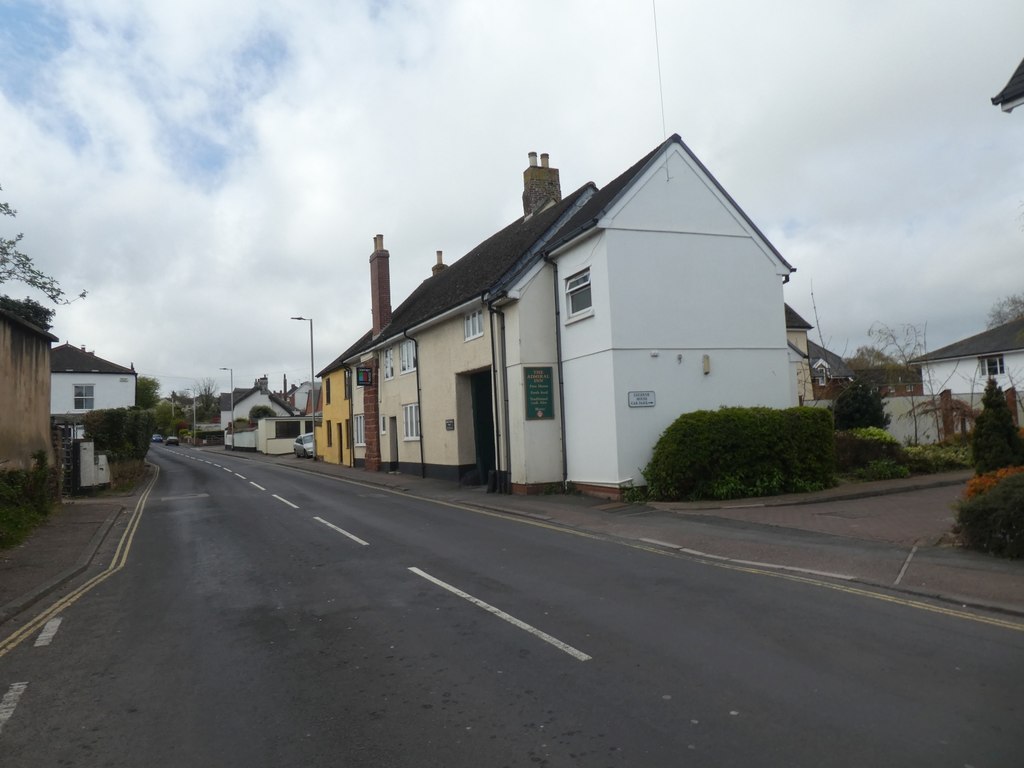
{"left": 642, "top": 406, "right": 835, "bottom": 501}
{"left": 834, "top": 429, "right": 906, "bottom": 473}
{"left": 964, "top": 465, "right": 1024, "bottom": 500}
{"left": 832, "top": 379, "right": 890, "bottom": 430}
{"left": 971, "top": 379, "right": 1024, "bottom": 474}
{"left": 902, "top": 442, "right": 972, "bottom": 474}
{"left": 855, "top": 459, "right": 910, "bottom": 481}
{"left": 83, "top": 407, "right": 156, "bottom": 462}
{"left": 955, "top": 473, "right": 1024, "bottom": 558}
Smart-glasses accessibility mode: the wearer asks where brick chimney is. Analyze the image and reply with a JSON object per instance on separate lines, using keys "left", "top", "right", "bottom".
{"left": 370, "top": 234, "right": 392, "bottom": 337}
{"left": 522, "top": 151, "right": 561, "bottom": 216}
{"left": 431, "top": 250, "right": 447, "bottom": 276}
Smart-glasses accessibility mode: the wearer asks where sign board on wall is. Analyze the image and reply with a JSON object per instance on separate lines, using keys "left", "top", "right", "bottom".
{"left": 524, "top": 366, "right": 554, "bottom": 420}
{"left": 356, "top": 366, "right": 373, "bottom": 386}
{"left": 628, "top": 391, "right": 656, "bottom": 408}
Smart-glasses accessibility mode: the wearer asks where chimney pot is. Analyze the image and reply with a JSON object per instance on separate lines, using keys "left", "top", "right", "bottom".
{"left": 374, "top": 234, "right": 383, "bottom": 251}
{"left": 528, "top": 151, "right": 538, "bottom": 167}
{"left": 540, "top": 153, "right": 549, "bottom": 168}
{"left": 522, "top": 151, "right": 561, "bottom": 216}
{"left": 431, "top": 249, "right": 447, "bottom": 276}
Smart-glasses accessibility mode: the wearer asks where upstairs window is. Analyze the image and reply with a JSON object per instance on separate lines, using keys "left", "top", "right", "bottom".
{"left": 464, "top": 309, "right": 483, "bottom": 340}
{"left": 565, "top": 268, "right": 592, "bottom": 317}
{"left": 383, "top": 347, "right": 394, "bottom": 380}
{"left": 325, "top": 378, "right": 332, "bottom": 405}
{"left": 980, "top": 355, "right": 1005, "bottom": 377}
{"left": 74, "top": 384, "right": 95, "bottom": 410}
{"left": 400, "top": 339, "right": 417, "bottom": 373}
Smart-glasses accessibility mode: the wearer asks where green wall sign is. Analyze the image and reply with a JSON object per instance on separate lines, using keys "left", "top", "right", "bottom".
{"left": 524, "top": 366, "right": 554, "bottom": 420}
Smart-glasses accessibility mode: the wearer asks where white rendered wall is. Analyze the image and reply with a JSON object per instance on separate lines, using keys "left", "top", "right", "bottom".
{"left": 51, "top": 372, "right": 136, "bottom": 414}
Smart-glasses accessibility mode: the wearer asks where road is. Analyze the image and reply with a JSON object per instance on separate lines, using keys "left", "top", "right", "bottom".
{"left": 1, "top": 446, "right": 1022, "bottom": 766}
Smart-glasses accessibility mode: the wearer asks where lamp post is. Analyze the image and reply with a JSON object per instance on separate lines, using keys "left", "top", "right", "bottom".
{"left": 219, "top": 367, "right": 234, "bottom": 449}
{"left": 187, "top": 387, "right": 197, "bottom": 445}
{"left": 290, "top": 316, "right": 316, "bottom": 460}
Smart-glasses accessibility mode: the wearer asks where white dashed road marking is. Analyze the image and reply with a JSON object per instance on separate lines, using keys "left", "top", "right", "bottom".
{"left": 314, "top": 517, "right": 369, "bottom": 546}
{"left": 0, "top": 682, "right": 28, "bottom": 735}
{"left": 34, "top": 617, "right": 63, "bottom": 647}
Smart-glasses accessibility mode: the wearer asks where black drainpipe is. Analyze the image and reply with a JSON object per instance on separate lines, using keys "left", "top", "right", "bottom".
{"left": 542, "top": 254, "right": 569, "bottom": 488}
{"left": 403, "top": 330, "right": 426, "bottom": 478}
{"left": 486, "top": 298, "right": 504, "bottom": 492}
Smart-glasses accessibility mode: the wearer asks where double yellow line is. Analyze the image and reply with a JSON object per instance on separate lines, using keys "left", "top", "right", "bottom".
{"left": 0, "top": 466, "right": 160, "bottom": 659}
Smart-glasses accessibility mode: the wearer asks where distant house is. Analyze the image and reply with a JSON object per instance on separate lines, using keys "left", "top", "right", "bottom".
{"left": 50, "top": 343, "right": 136, "bottom": 425}
{"left": 913, "top": 317, "right": 1024, "bottom": 422}
{"left": 219, "top": 376, "right": 296, "bottom": 426}
{"left": 329, "top": 135, "right": 797, "bottom": 498}
{"left": 1, "top": 309, "right": 58, "bottom": 469}
{"left": 992, "top": 56, "right": 1024, "bottom": 113}
{"left": 785, "top": 304, "right": 814, "bottom": 404}
{"left": 806, "top": 340, "right": 856, "bottom": 400}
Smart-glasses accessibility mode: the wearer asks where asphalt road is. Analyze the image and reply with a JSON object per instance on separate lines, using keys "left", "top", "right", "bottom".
{"left": 1, "top": 446, "right": 1021, "bottom": 766}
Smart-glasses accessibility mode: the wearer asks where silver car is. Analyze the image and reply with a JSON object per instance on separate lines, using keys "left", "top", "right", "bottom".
{"left": 293, "top": 432, "right": 314, "bottom": 458}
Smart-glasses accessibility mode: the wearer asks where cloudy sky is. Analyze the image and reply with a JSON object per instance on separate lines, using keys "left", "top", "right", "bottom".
{"left": 2, "top": 0, "right": 1022, "bottom": 398}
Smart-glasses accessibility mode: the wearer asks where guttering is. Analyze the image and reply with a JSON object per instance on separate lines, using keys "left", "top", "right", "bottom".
{"left": 403, "top": 329, "right": 426, "bottom": 478}
{"left": 485, "top": 293, "right": 513, "bottom": 494}
{"left": 541, "top": 253, "right": 569, "bottom": 488}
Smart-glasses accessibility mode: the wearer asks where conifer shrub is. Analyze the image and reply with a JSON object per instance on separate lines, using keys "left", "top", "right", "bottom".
{"left": 642, "top": 406, "right": 835, "bottom": 501}
{"left": 971, "top": 380, "right": 1024, "bottom": 474}
{"left": 832, "top": 379, "right": 890, "bottom": 430}
{"left": 955, "top": 473, "right": 1024, "bottom": 558}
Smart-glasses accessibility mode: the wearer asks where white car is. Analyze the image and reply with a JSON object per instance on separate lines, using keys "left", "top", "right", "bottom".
{"left": 293, "top": 432, "right": 314, "bottom": 458}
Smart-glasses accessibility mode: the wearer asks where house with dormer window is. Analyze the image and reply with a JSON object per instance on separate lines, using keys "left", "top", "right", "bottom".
{"left": 322, "top": 135, "right": 798, "bottom": 498}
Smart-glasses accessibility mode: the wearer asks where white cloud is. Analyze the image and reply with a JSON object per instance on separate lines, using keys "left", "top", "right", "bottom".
{"left": 1, "top": 0, "right": 1022, "bottom": 396}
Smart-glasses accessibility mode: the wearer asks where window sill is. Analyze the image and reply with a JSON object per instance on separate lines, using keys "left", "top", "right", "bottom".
{"left": 565, "top": 309, "right": 594, "bottom": 325}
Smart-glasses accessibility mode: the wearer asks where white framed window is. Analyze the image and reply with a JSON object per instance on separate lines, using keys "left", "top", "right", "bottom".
{"left": 464, "top": 309, "right": 483, "bottom": 340}
{"left": 565, "top": 268, "right": 592, "bottom": 317}
{"left": 403, "top": 403, "right": 420, "bottom": 440}
{"left": 400, "top": 339, "right": 417, "bottom": 373}
{"left": 980, "top": 355, "right": 1005, "bottom": 377}
{"left": 353, "top": 414, "right": 365, "bottom": 446}
{"left": 383, "top": 348, "right": 394, "bottom": 380}
{"left": 74, "top": 384, "right": 95, "bottom": 410}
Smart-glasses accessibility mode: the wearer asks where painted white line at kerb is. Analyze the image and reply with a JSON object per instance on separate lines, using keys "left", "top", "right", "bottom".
{"left": 408, "top": 567, "right": 591, "bottom": 662}
{"left": 250, "top": 482, "right": 266, "bottom": 491}
{"left": 677, "top": 548, "right": 855, "bottom": 581}
{"left": 0, "top": 682, "right": 28, "bottom": 735}
{"left": 273, "top": 494, "right": 299, "bottom": 509}
{"left": 34, "top": 617, "right": 63, "bottom": 647}
{"left": 894, "top": 545, "right": 918, "bottom": 586}
{"left": 314, "top": 517, "right": 369, "bottom": 546}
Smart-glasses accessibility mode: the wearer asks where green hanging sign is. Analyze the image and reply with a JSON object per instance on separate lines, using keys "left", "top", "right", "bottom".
{"left": 524, "top": 366, "right": 554, "bottom": 420}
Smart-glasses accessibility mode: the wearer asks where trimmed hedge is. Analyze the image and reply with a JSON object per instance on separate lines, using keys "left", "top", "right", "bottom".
{"left": 0, "top": 451, "right": 56, "bottom": 548}
{"left": 642, "top": 406, "right": 836, "bottom": 501}
{"left": 956, "top": 473, "right": 1024, "bottom": 558}
{"left": 83, "top": 407, "right": 157, "bottom": 462}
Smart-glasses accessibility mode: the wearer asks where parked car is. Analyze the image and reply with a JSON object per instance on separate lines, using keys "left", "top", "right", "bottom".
{"left": 165, "top": 435, "right": 180, "bottom": 446}
{"left": 152, "top": 434, "right": 163, "bottom": 443}
{"left": 293, "top": 432, "right": 314, "bottom": 458}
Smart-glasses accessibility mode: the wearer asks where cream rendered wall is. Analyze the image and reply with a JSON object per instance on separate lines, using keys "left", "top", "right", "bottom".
{"left": 412, "top": 308, "right": 493, "bottom": 470}
{"left": 554, "top": 146, "right": 793, "bottom": 490}
{"left": 501, "top": 265, "right": 564, "bottom": 486}
{"left": 377, "top": 341, "right": 422, "bottom": 467}
{"left": 787, "top": 328, "right": 813, "bottom": 404}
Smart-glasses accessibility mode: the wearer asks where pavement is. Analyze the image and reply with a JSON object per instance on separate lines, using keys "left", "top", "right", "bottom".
{"left": 2, "top": 445, "right": 1023, "bottom": 630}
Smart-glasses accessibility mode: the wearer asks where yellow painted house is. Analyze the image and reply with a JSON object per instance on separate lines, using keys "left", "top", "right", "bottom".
{"left": 314, "top": 360, "right": 353, "bottom": 466}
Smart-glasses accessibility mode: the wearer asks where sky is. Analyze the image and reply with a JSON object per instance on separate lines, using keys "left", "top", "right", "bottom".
{"left": 1, "top": 0, "right": 1022, "bottom": 399}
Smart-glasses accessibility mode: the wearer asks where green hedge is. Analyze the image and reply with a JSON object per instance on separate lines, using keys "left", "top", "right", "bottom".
{"left": 956, "top": 473, "right": 1024, "bottom": 558}
{"left": 642, "top": 406, "right": 836, "bottom": 501}
{"left": 0, "top": 451, "right": 55, "bottom": 548}
{"left": 83, "top": 407, "right": 157, "bottom": 462}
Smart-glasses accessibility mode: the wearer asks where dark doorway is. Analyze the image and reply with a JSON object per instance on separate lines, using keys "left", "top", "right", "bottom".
{"left": 388, "top": 416, "right": 399, "bottom": 471}
{"left": 470, "top": 371, "right": 496, "bottom": 485}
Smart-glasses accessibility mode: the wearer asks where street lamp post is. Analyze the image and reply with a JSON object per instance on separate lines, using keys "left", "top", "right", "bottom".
{"left": 219, "top": 367, "right": 234, "bottom": 449}
{"left": 188, "top": 387, "right": 197, "bottom": 445}
{"left": 290, "top": 316, "right": 316, "bottom": 460}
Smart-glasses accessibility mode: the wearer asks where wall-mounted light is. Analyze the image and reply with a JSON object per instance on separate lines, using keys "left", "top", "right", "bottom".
{"left": 702, "top": 354, "right": 711, "bottom": 375}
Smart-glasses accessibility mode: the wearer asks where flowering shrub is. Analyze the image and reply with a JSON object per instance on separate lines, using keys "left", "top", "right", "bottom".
{"left": 963, "top": 465, "right": 1024, "bottom": 500}
{"left": 956, "top": 473, "right": 1024, "bottom": 558}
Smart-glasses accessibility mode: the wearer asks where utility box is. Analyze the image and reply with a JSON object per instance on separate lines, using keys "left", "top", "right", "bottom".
{"left": 73, "top": 440, "right": 111, "bottom": 493}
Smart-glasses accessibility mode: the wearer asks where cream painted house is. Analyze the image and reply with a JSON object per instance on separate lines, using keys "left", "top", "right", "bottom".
{"left": 331, "top": 135, "right": 797, "bottom": 497}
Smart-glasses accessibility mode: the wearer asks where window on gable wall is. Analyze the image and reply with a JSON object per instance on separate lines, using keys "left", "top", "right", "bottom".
{"left": 464, "top": 309, "right": 483, "bottom": 340}
{"left": 74, "top": 384, "right": 94, "bottom": 410}
{"left": 565, "top": 268, "right": 592, "bottom": 317}
{"left": 383, "top": 348, "right": 394, "bottom": 380}
{"left": 980, "top": 355, "right": 1005, "bottom": 377}
{"left": 400, "top": 339, "right": 416, "bottom": 373}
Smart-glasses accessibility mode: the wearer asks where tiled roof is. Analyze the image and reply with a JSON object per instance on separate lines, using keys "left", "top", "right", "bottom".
{"left": 992, "top": 56, "right": 1024, "bottom": 110}
{"left": 914, "top": 317, "right": 1024, "bottom": 363}
{"left": 807, "top": 339, "right": 855, "bottom": 379}
{"left": 50, "top": 342, "right": 134, "bottom": 374}
{"left": 785, "top": 303, "right": 813, "bottom": 330}
{"left": 0, "top": 308, "right": 59, "bottom": 341}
